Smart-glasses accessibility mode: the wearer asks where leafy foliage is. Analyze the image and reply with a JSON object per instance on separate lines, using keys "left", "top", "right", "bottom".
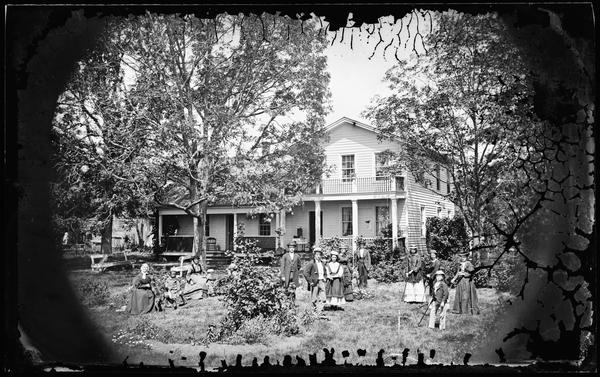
{"left": 76, "top": 278, "right": 110, "bottom": 307}
{"left": 203, "top": 238, "right": 303, "bottom": 344}
{"left": 425, "top": 216, "right": 470, "bottom": 260}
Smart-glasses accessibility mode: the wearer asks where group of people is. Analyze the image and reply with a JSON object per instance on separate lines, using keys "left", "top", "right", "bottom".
{"left": 125, "top": 256, "right": 210, "bottom": 315}
{"left": 403, "top": 246, "right": 480, "bottom": 330}
{"left": 279, "top": 241, "right": 372, "bottom": 311}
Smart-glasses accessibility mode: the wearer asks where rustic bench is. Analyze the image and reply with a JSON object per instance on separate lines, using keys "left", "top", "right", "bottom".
{"left": 90, "top": 251, "right": 133, "bottom": 272}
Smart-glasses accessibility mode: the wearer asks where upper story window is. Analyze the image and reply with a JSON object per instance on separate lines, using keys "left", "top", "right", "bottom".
{"left": 341, "top": 155, "right": 355, "bottom": 182}
{"left": 435, "top": 165, "right": 441, "bottom": 191}
{"left": 420, "top": 206, "right": 427, "bottom": 237}
{"left": 446, "top": 169, "right": 451, "bottom": 194}
{"left": 375, "top": 153, "right": 390, "bottom": 181}
{"left": 259, "top": 214, "right": 271, "bottom": 236}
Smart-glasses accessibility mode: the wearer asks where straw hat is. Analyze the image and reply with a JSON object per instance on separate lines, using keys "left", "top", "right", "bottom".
{"left": 330, "top": 250, "right": 339, "bottom": 257}
{"left": 288, "top": 241, "right": 297, "bottom": 247}
{"left": 434, "top": 270, "right": 445, "bottom": 277}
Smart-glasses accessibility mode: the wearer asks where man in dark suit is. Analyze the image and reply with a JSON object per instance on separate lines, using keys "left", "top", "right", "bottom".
{"left": 303, "top": 247, "right": 327, "bottom": 308}
{"left": 426, "top": 249, "right": 441, "bottom": 296}
{"left": 356, "top": 244, "right": 372, "bottom": 288}
{"left": 280, "top": 241, "right": 302, "bottom": 299}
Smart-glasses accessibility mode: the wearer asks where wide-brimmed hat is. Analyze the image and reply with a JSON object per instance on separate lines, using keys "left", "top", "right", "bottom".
{"left": 434, "top": 270, "right": 445, "bottom": 276}
{"left": 330, "top": 250, "right": 339, "bottom": 257}
{"left": 313, "top": 246, "right": 322, "bottom": 252}
{"left": 288, "top": 241, "right": 297, "bottom": 247}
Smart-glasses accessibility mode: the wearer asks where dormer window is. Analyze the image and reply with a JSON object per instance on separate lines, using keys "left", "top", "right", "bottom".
{"left": 341, "top": 155, "right": 355, "bottom": 182}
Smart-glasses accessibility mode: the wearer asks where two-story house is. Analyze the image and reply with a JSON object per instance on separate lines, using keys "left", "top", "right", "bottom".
{"left": 156, "top": 117, "right": 455, "bottom": 256}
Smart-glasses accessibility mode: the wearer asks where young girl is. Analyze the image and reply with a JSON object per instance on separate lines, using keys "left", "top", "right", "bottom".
{"left": 428, "top": 270, "right": 449, "bottom": 329}
{"left": 325, "top": 251, "right": 345, "bottom": 310}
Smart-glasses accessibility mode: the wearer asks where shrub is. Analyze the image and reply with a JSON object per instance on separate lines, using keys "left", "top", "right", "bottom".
{"left": 204, "top": 238, "right": 297, "bottom": 343}
{"left": 426, "top": 216, "right": 470, "bottom": 260}
{"left": 317, "top": 237, "right": 351, "bottom": 260}
{"left": 362, "top": 236, "right": 403, "bottom": 283}
{"left": 370, "top": 259, "right": 404, "bottom": 283}
{"left": 490, "top": 253, "right": 526, "bottom": 293}
{"left": 76, "top": 278, "right": 110, "bottom": 307}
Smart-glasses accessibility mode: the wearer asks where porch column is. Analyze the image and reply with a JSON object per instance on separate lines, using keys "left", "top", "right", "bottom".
{"left": 315, "top": 200, "right": 322, "bottom": 243}
{"left": 352, "top": 199, "right": 359, "bottom": 253}
{"left": 275, "top": 212, "right": 280, "bottom": 249}
{"left": 158, "top": 213, "right": 163, "bottom": 245}
{"left": 391, "top": 197, "right": 398, "bottom": 250}
{"left": 233, "top": 212, "right": 238, "bottom": 238}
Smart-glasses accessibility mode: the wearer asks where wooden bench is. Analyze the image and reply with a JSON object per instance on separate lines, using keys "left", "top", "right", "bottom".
{"left": 90, "top": 251, "right": 133, "bottom": 272}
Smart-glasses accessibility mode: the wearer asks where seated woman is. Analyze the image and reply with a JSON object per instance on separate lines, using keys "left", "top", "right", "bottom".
{"left": 182, "top": 256, "right": 208, "bottom": 300}
{"left": 126, "top": 263, "right": 158, "bottom": 314}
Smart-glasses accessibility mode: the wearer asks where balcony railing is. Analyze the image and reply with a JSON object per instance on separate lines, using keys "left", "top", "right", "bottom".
{"left": 309, "top": 176, "right": 405, "bottom": 195}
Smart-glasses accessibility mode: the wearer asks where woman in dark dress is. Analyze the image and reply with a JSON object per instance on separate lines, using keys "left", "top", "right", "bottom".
{"left": 341, "top": 257, "right": 354, "bottom": 302}
{"left": 404, "top": 246, "right": 426, "bottom": 303}
{"left": 451, "top": 253, "right": 480, "bottom": 314}
{"left": 126, "top": 263, "right": 157, "bottom": 315}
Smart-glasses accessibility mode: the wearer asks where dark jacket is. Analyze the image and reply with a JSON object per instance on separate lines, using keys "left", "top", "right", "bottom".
{"left": 406, "top": 254, "right": 424, "bottom": 283}
{"left": 427, "top": 258, "right": 441, "bottom": 280}
{"left": 356, "top": 249, "right": 372, "bottom": 270}
{"left": 303, "top": 260, "right": 326, "bottom": 288}
{"left": 280, "top": 252, "right": 302, "bottom": 287}
{"left": 432, "top": 281, "right": 450, "bottom": 305}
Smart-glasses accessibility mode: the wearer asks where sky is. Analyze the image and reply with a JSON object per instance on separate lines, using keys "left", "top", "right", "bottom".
{"left": 322, "top": 14, "right": 423, "bottom": 125}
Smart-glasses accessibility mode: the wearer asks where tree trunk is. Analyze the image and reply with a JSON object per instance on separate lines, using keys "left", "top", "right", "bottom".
{"left": 100, "top": 216, "right": 113, "bottom": 254}
{"left": 192, "top": 214, "right": 206, "bottom": 269}
{"left": 136, "top": 219, "right": 145, "bottom": 248}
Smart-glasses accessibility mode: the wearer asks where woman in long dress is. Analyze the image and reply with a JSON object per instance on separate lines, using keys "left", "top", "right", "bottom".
{"left": 341, "top": 257, "right": 354, "bottom": 302}
{"left": 126, "top": 263, "right": 157, "bottom": 314}
{"left": 451, "top": 253, "right": 480, "bottom": 314}
{"left": 404, "top": 246, "right": 427, "bottom": 303}
{"left": 325, "top": 251, "right": 345, "bottom": 309}
{"left": 183, "top": 256, "right": 208, "bottom": 300}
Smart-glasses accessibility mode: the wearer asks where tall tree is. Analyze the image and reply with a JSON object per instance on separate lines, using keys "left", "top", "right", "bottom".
{"left": 51, "top": 25, "right": 153, "bottom": 254}
{"left": 112, "top": 13, "right": 331, "bottom": 265}
{"left": 364, "top": 12, "right": 544, "bottom": 246}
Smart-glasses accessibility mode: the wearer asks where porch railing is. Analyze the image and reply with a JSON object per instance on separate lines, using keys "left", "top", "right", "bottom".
{"left": 309, "top": 176, "right": 405, "bottom": 195}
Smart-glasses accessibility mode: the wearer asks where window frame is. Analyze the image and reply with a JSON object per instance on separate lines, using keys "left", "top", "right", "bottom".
{"left": 259, "top": 214, "right": 271, "bottom": 236}
{"left": 341, "top": 155, "right": 355, "bottom": 182}
{"left": 375, "top": 206, "right": 390, "bottom": 236}
{"left": 375, "top": 152, "right": 390, "bottom": 181}
{"left": 341, "top": 207, "right": 353, "bottom": 236}
{"left": 420, "top": 206, "right": 427, "bottom": 238}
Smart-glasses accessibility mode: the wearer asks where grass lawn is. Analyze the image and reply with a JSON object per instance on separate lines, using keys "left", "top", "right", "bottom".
{"left": 68, "top": 268, "right": 515, "bottom": 369}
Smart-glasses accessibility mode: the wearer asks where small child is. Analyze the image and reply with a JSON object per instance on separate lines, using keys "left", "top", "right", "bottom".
{"left": 428, "top": 270, "right": 450, "bottom": 330}
{"left": 163, "top": 270, "right": 186, "bottom": 309}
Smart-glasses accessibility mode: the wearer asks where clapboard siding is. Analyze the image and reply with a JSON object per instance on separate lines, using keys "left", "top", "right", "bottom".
{"left": 405, "top": 171, "right": 455, "bottom": 254}
{"left": 324, "top": 123, "right": 400, "bottom": 178}
{"left": 207, "top": 214, "right": 226, "bottom": 251}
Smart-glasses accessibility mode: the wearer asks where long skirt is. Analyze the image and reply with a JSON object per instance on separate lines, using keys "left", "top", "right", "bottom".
{"left": 183, "top": 274, "right": 208, "bottom": 300}
{"left": 452, "top": 278, "right": 480, "bottom": 314}
{"left": 404, "top": 280, "right": 427, "bottom": 303}
{"left": 126, "top": 288, "right": 155, "bottom": 315}
{"left": 326, "top": 278, "right": 346, "bottom": 306}
{"left": 357, "top": 261, "right": 368, "bottom": 288}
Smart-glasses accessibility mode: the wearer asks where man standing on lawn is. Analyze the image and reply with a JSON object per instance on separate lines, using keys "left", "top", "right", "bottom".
{"left": 356, "top": 243, "right": 372, "bottom": 288}
{"left": 425, "top": 249, "right": 441, "bottom": 297}
{"left": 280, "top": 241, "right": 302, "bottom": 300}
{"left": 303, "top": 247, "right": 327, "bottom": 309}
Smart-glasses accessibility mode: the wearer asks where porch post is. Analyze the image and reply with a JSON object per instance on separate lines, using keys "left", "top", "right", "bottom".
{"left": 158, "top": 213, "right": 163, "bottom": 245}
{"left": 391, "top": 197, "right": 398, "bottom": 250}
{"left": 352, "top": 199, "right": 359, "bottom": 253}
{"left": 233, "top": 212, "right": 238, "bottom": 238}
{"left": 280, "top": 209, "right": 286, "bottom": 240}
{"left": 315, "top": 200, "right": 322, "bottom": 244}
{"left": 275, "top": 212, "right": 280, "bottom": 249}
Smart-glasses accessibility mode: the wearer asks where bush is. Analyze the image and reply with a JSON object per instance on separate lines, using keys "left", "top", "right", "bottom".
{"left": 204, "top": 238, "right": 298, "bottom": 343}
{"left": 490, "top": 254, "right": 526, "bottom": 293}
{"left": 76, "top": 278, "right": 110, "bottom": 307}
{"left": 426, "top": 216, "right": 470, "bottom": 260}
{"left": 370, "top": 259, "right": 404, "bottom": 283}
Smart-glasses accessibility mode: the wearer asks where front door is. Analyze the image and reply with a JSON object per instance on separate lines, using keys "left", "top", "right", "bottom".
{"left": 225, "top": 214, "right": 234, "bottom": 251}
{"left": 308, "top": 211, "right": 323, "bottom": 247}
